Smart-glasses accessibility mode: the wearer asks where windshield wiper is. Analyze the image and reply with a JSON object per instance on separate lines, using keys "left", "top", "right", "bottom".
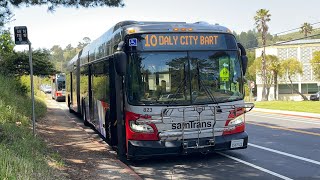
{"left": 193, "top": 61, "right": 218, "bottom": 104}
{"left": 168, "top": 64, "right": 188, "bottom": 105}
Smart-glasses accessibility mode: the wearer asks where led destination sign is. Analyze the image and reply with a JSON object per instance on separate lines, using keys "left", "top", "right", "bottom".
{"left": 135, "top": 33, "right": 237, "bottom": 51}
{"left": 145, "top": 34, "right": 219, "bottom": 47}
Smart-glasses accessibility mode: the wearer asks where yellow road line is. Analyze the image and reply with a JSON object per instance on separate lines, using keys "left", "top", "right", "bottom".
{"left": 247, "top": 122, "right": 320, "bottom": 137}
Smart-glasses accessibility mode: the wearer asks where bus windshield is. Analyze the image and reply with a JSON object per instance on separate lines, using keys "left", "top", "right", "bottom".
{"left": 57, "top": 80, "right": 65, "bottom": 91}
{"left": 127, "top": 51, "right": 243, "bottom": 105}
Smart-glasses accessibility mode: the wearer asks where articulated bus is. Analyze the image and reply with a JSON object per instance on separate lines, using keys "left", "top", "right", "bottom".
{"left": 66, "top": 21, "right": 254, "bottom": 160}
{"left": 51, "top": 73, "right": 66, "bottom": 102}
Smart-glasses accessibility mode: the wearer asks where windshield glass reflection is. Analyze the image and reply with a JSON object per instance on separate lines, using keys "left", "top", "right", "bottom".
{"left": 127, "top": 51, "right": 243, "bottom": 105}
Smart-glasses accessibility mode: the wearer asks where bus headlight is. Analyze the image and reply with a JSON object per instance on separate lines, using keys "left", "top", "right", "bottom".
{"left": 129, "top": 121, "right": 154, "bottom": 133}
{"left": 228, "top": 115, "right": 245, "bottom": 126}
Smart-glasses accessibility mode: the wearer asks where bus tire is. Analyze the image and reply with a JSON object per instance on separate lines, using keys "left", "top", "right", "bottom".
{"left": 68, "top": 95, "right": 73, "bottom": 113}
{"left": 82, "top": 103, "right": 90, "bottom": 126}
{"left": 105, "top": 110, "right": 114, "bottom": 145}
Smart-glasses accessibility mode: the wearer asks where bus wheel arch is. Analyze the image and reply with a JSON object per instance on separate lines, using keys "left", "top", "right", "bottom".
{"left": 82, "top": 99, "right": 90, "bottom": 126}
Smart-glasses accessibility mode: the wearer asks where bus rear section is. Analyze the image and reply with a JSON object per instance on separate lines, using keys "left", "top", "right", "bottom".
{"left": 52, "top": 73, "right": 66, "bottom": 102}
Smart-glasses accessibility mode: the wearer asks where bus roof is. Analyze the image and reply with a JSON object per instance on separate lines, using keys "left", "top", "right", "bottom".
{"left": 120, "top": 21, "right": 230, "bottom": 34}
{"left": 67, "top": 21, "right": 232, "bottom": 68}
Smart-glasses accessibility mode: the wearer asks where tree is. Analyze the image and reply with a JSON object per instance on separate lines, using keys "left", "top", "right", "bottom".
{"left": 310, "top": 51, "right": 320, "bottom": 80}
{"left": 0, "top": 0, "right": 124, "bottom": 27}
{"left": 77, "top": 37, "right": 92, "bottom": 49}
{"left": 280, "top": 58, "right": 308, "bottom": 100}
{"left": 250, "top": 55, "right": 280, "bottom": 101}
{"left": 300, "top": 22, "right": 313, "bottom": 37}
{"left": 245, "top": 51, "right": 257, "bottom": 81}
{"left": 0, "top": 30, "right": 14, "bottom": 58}
{"left": 0, "top": 1, "right": 13, "bottom": 27}
{"left": 0, "top": 49, "right": 55, "bottom": 76}
{"left": 50, "top": 45, "right": 64, "bottom": 71}
{"left": 267, "top": 55, "right": 281, "bottom": 100}
{"left": 254, "top": 9, "right": 271, "bottom": 101}
{"left": 233, "top": 30, "right": 258, "bottom": 49}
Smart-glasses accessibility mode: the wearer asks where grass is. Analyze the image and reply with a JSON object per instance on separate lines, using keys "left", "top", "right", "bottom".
{"left": 254, "top": 101, "right": 320, "bottom": 114}
{"left": 0, "top": 75, "right": 65, "bottom": 179}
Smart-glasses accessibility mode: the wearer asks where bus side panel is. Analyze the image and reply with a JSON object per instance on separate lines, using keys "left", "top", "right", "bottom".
{"left": 90, "top": 60, "right": 112, "bottom": 139}
{"left": 66, "top": 72, "right": 72, "bottom": 107}
{"left": 71, "top": 69, "right": 78, "bottom": 112}
{"left": 80, "top": 65, "right": 90, "bottom": 116}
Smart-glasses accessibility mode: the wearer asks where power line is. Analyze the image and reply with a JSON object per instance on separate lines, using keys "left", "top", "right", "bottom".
{"left": 273, "top": 21, "right": 320, "bottom": 36}
{"left": 247, "top": 32, "right": 320, "bottom": 51}
{"left": 238, "top": 21, "right": 320, "bottom": 48}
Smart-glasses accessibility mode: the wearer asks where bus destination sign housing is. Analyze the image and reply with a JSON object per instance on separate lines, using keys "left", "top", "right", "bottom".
{"left": 129, "top": 33, "right": 237, "bottom": 51}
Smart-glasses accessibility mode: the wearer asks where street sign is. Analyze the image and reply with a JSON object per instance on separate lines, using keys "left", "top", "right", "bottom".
{"left": 14, "top": 26, "right": 28, "bottom": 45}
{"left": 14, "top": 26, "right": 35, "bottom": 136}
{"left": 220, "top": 67, "right": 229, "bottom": 82}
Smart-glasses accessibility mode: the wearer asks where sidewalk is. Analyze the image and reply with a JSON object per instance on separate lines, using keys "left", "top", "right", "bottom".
{"left": 252, "top": 107, "right": 320, "bottom": 119}
{"left": 38, "top": 98, "right": 141, "bottom": 180}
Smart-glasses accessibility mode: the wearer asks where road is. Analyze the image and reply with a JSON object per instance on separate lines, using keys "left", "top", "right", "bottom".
{"left": 127, "top": 110, "right": 320, "bottom": 180}
{"left": 53, "top": 100, "right": 320, "bottom": 180}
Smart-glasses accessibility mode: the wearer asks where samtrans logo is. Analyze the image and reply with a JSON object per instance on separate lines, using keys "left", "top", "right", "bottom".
{"left": 172, "top": 121, "right": 212, "bottom": 130}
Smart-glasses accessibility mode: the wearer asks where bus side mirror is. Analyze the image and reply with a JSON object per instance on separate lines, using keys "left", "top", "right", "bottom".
{"left": 114, "top": 51, "right": 127, "bottom": 76}
{"left": 241, "top": 55, "right": 248, "bottom": 75}
{"left": 237, "top": 43, "right": 248, "bottom": 75}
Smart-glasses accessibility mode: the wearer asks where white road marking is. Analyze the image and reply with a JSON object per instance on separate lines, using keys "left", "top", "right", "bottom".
{"left": 247, "top": 114, "right": 320, "bottom": 125}
{"left": 249, "top": 143, "right": 320, "bottom": 166}
{"left": 217, "top": 152, "right": 293, "bottom": 180}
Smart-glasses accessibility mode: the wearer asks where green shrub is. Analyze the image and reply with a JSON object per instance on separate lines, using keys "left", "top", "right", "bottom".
{"left": 0, "top": 74, "right": 62, "bottom": 179}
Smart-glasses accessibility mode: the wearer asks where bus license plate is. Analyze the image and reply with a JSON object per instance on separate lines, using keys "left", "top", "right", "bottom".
{"left": 230, "top": 139, "right": 244, "bottom": 148}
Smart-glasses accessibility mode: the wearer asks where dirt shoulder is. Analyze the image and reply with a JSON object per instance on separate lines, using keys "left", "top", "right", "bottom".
{"left": 37, "top": 97, "right": 141, "bottom": 180}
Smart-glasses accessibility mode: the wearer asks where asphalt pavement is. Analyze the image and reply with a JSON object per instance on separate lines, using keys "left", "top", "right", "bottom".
{"left": 52, "top": 98, "right": 320, "bottom": 180}
{"left": 129, "top": 108, "right": 320, "bottom": 180}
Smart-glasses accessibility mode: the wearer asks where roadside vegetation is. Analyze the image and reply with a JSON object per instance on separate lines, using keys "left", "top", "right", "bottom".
{"left": 0, "top": 75, "right": 64, "bottom": 179}
{"left": 254, "top": 101, "right": 320, "bottom": 114}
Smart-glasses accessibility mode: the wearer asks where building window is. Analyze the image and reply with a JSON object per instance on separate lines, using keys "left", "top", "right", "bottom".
{"left": 278, "top": 84, "right": 298, "bottom": 94}
{"left": 310, "top": 84, "right": 319, "bottom": 93}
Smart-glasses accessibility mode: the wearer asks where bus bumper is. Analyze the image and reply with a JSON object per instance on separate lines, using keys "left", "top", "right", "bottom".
{"left": 127, "top": 132, "right": 248, "bottom": 158}
{"left": 56, "top": 96, "right": 66, "bottom": 102}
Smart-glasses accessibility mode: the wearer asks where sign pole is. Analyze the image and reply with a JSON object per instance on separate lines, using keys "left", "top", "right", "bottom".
{"left": 28, "top": 41, "right": 35, "bottom": 136}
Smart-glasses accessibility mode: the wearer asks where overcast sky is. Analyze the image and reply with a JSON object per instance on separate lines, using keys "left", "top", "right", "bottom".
{"left": 5, "top": 0, "right": 320, "bottom": 51}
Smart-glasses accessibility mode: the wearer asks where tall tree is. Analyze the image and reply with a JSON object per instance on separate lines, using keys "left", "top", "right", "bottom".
{"left": 300, "top": 22, "right": 313, "bottom": 37}
{"left": 280, "top": 58, "right": 308, "bottom": 100}
{"left": 254, "top": 9, "right": 271, "bottom": 101}
{"left": 310, "top": 51, "right": 320, "bottom": 80}
{"left": 0, "top": 0, "right": 124, "bottom": 27}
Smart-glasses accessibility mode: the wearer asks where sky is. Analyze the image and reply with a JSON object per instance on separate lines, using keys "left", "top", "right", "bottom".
{"left": 5, "top": 0, "right": 320, "bottom": 51}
